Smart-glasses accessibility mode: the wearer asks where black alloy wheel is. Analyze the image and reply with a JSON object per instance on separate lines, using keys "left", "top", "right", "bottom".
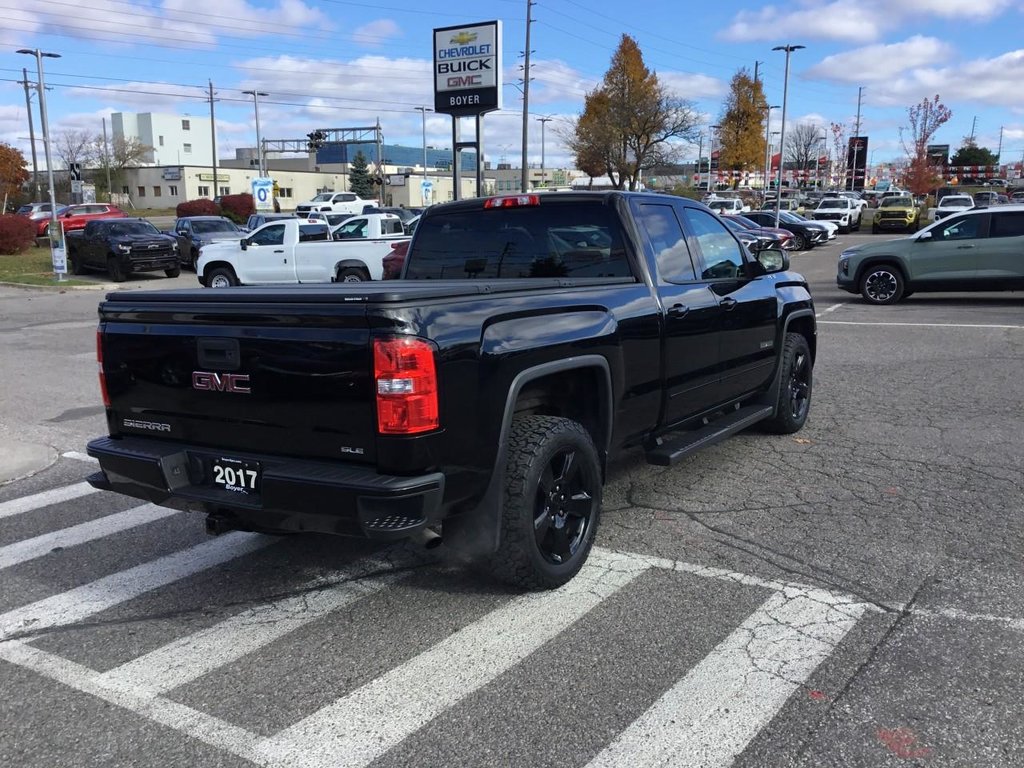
{"left": 761, "top": 332, "right": 813, "bottom": 434}
{"left": 490, "top": 415, "right": 602, "bottom": 590}
{"left": 792, "top": 232, "right": 808, "bottom": 251}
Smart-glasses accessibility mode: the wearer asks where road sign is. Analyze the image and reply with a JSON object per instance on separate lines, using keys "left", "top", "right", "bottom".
{"left": 251, "top": 177, "right": 274, "bottom": 211}
{"left": 420, "top": 179, "right": 433, "bottom": 206}
{"left": 69, "top": 163, "right": 82, "bottom": 181}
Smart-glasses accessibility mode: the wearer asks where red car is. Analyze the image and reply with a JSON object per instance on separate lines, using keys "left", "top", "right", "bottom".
{"left": 38, "top": 203, "right": 128, "bottom": 236}
{"left": 382, "top": 240, "right": 409, "bottom": 279}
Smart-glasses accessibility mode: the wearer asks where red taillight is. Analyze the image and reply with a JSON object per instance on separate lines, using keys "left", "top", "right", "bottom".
{"left": 96, "top": 329, "right": 110, "bottom": 408}
{"left": 483, "top": 194, "right": 541, "bottom": 209}
{"left": 374, "top": 337, "right": 439, "bottom": 435}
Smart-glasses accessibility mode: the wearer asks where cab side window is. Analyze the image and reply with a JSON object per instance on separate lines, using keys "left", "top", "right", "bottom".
{"left": 936, "top": 216, "right": 982, "bottom": 241}
{"left": 678, "top": 208, "right": 746, "bottom": 280}
{"left": 249, "top": 224, "right": 286, "bottom": 246}
{"left": 635, "top": 204, "right": 696, "bottom": 282}
{"left": 990, "top": 212, "right": 1024, "bottom": 238}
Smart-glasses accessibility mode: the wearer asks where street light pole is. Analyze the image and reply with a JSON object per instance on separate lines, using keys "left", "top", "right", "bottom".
{"left": 763, "top": 105, "right": 780, "bottom": 198}
{"left": 771, "top": 44, "right": 805, "bottom": 229}
{"left": 709, "top": 124, "right": 720, "bottom": 193}
{"left": 242, "top": 90, "right": 268, "bottom": 178}
{"left": 17, "top": 48, "right": 62, "bottom": 281}
{"left": 816, "top": 134, "right": 827, "bottom": 189}
{"left": 415, "top": 106, "right": 431, "bottom": 205}
{"left": 536, "top": 116, "right": 552, "bottom": 188}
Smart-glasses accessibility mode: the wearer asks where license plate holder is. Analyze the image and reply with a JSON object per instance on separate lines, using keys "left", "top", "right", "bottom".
{"left": 209, "top": 457, "right": 261, "bottom": 496}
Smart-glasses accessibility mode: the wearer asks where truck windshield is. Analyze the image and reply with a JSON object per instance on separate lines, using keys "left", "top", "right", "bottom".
{"left": 192, "top": 220, "right": 238, "bottom": 235}
{"left": 109, "top": 221, "right": 160, "bottom": 236}
{"left": 311, "top": 193, "right": 334, "bottom": 202}
{"left": 406, "top": 202, "right": 633, "bottom": 280}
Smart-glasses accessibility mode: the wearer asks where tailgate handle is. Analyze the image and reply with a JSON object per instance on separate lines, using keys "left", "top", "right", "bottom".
{"left": 197, "top": 338, "right": 241, "bottom": 371}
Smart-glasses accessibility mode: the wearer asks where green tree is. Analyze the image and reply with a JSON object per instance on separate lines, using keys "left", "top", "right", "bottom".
{"left": 899, "top": 94, "right": 952, "bottom": 195}
{"left": 717, "top": 68, "right": 767, "bottom": 180}
{"left": 91, "top": 135, "right": 152, "bottom": 200}
{"left": 950, "top": 138, "right": 998, "bottom": 167}
{"left": 0, "top": 142, "right": 30, "bottom": 208}
{"left": 349, "top": 151, "right": 375, "bottom": 199}
{"left": 568, "top": 35, "right": 698, "bottom": 190}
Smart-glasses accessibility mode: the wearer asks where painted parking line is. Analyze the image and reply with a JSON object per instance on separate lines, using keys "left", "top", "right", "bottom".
{"left": 0, "top": 531, "right": 272, "bottom": 641}
{"left": 819, "top": 320, "right": 1024, "bottom": 330}
{"left": 0, "top": 504, "right": 177, "bottom": 571}
{"left": 815, "top": 302, "right": 847, "bottom": 318}
{"left": 0, "top": 481, "right": 98, "bottom": 521}
{"left": 99, "top": 560, "right": 403, "bottom": 695}
{"left": 585, "top": 590, "right": 866, "bottom": 768}
{"left": 257, "top": 549, "right": 649, "bottom": 768}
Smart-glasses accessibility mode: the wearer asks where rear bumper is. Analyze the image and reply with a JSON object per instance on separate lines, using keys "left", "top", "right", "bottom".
{"left": 86, "top": 436, "right": 445, "bottom": 539}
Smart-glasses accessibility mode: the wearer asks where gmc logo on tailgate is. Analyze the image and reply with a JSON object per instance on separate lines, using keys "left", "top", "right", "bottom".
{"left": 192, "top": 371, "right": 251, "bottom": 394}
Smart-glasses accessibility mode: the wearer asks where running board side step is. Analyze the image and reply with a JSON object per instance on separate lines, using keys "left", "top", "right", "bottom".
{"left": 644, "top": 405, "right": 774, "bottom": 467}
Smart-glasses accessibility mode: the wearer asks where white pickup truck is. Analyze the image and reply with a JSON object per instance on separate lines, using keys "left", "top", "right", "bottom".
{"left": 295, "top": 191, "right": 378, "bottom": 217}
{"left": 197, "top": 214, "right": 409, "bottom": 287}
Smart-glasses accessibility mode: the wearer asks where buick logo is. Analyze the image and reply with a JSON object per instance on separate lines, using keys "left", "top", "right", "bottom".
{"left": 192, "top": 371, "right": 251, "bottom": 394}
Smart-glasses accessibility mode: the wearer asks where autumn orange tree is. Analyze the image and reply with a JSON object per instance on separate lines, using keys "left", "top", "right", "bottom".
{"left": 717, "top": 68, "right": 767, "bottom": 180}
{"left": 0, "top": 142, "right": 30, "bottom": 207}
{"left": 568, "top": 35, "right": 698, "bottom": 190}
{"left": 900, "top": 94, "right": 952, "bottom": 194}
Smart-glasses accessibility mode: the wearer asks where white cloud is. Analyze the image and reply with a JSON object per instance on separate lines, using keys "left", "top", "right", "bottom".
{"left": 721, "top": 0, "right": 1013, "bottom": 43}
{"left": 804, "top": 36, "right": 955, "bottom": 83}
{"left": 351, "top": 19, "right": 401, "bottom": 47}
{"left": 660, "top": 72, "right": 728, "bottom": 101}
{"left": 6, "top": 0, "right": 330, "bottom": 50}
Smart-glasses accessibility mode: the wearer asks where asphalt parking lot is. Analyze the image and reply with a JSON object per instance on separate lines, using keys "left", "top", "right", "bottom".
{"left": 0, "top": 231, "right": 1022, "bottom": 767}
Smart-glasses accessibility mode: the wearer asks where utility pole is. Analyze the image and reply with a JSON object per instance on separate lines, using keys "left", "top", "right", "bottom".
{"left": 209, "top": 81, "right": 218, "bottom": 199}
{"left": 536, "top": 116, "right": 552, "bottom": 188}
{"left": 763, "top": 105, "right": 780, "bottom": 196}
{"left": 969, "top": 116, "right": 977, "bottom": 142}
{"left": 695, "top": 131, "right": 703, "bottom": 190}
{"left": 519, "top": 0, "right": 535, "bottom": 193}
{"left": 20, "top": 69, "right": 41, "bottom": 201}
{"left": 997, "top": 125, "right": 1004, "bottom": 163}
{"left": 850, "top": 85, "right": 864, "bottom": 191}
{"left": 242, "top": 90, "right": 267, "bottom": 178}
{"left": 771, "top": 44, "right": 805, "bottom": 229}
{"left": 102, "top": 117, "right": 112, "bottom": 203}
{"left": 753, "top": 60, "right": 761, "bottom": 83}
{"left": 415, "top": 107, "right": 431, "bottom": 205}
{"left": 375, "top": 118, "right": 384, "bottom": 205}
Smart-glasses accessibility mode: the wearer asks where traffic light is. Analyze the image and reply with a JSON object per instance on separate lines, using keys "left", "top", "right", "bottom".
{"left": 306, "top": 130, "right": 327, "bottom": 152}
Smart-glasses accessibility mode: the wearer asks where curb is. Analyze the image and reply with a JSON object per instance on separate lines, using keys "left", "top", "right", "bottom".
{"left": 0, "top": 280, "right": 114, "bottom": 291}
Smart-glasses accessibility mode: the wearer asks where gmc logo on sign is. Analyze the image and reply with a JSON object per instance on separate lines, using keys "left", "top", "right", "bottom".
{"left": 192, "top": 371, "right": 251, "bottom": 394}
{"left": 447, "top": 75, "right": 482, "bottom": 87}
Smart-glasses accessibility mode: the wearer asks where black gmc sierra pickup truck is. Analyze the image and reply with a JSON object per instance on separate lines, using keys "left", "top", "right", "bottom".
{"left": 87, "top": 191, "right": 816, "bottom": 589}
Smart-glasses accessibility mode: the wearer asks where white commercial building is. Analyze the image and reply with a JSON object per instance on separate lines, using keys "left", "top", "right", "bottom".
{"left": 112, "top": 112, "right": 214, "bottom": 167}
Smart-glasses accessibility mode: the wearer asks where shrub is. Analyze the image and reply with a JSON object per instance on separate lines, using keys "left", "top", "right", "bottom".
{"left": 0, "top": 215, "right": 39, "bottom": 255}
{"left": 176, "top": 199, "right": 220, "bottom": 217}
{"left": 219, "top": 193, "right": 255, "bottom": 222}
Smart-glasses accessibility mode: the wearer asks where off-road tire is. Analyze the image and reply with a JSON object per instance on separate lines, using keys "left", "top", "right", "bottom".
{"left": 860, "top": 264, "right": 904, "bottom": 305}
{"left": 165, "top": 266, "right": 181, "bottom": 278}
{"left": 69, "top": 250, "right": 85, "bottom": 275}
{"left": 207, "top": 266, "right": 238, "bottom": 288}
{"left": 761, "top": 332, "right": 812, "bottom": 434}
{"left": 107, "top": 257, "right": 126, "bottom": 283}
{"left": 488, "top": 415, "right": 602, "bottom": 590}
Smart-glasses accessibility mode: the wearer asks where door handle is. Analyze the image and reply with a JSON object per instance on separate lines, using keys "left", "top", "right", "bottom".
{"left": 720, "top": 297, "right": 738, "bottom": 310}
{"left": 956, "top": 244, "right": 975, "bottom": 249}
{"left": 273, "top": 249, "right": 285, "bottom": 253}
{"left": 667, "top": 303, "right": 689, "bottom": 318}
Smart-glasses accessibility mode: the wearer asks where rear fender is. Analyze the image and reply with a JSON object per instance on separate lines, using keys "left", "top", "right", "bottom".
{"left": 443, "top": 356, "right": 613, "bottom": 556}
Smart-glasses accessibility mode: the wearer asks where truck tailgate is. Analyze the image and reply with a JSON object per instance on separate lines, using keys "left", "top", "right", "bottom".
{"left": 99, "top": 292, "right": 377, "bottom": 464}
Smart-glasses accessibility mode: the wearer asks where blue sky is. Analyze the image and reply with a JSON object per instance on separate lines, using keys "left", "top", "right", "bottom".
{"left": 1, "top": 0, "right": 1022, "bottom": 170}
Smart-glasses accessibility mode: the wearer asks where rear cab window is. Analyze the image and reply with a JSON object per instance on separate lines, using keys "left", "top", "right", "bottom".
{"left": 406, "top": 200, "right": 634, "bottom": 280}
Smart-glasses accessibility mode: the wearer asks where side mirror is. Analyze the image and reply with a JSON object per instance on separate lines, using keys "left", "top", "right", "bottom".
{"left": 917, "top": 230, "right": 932, "bottom": 242}
{"left": 756, "top": 248, "right": 789, "bottom": 274}
{"left": 240, "top": 238, "right": 249, "bottom": 250}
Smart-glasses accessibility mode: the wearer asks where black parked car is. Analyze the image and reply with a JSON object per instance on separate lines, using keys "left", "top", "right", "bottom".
{"left": 169, "top": 216, "right": 244, "bottom": 270}
{"left": 744, "top": 211, "right": 826, "bottom": 251}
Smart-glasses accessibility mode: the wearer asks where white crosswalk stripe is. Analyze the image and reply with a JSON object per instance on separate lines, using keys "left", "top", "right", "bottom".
{"left": 0, "top": 531, "right": 272, "bottom": 642}
{"left": 0, "top": 480, "right": 875, "bottom": 768}
{"left": 0, "top": 504, "right": 178, "bottom": 571}
{"left": 0, "top": 481, "right": 98, "bottom": 520}
{"left": 98, "top": 558, "right": 404, "bottom": 695}
{"left": 585, "top": 589, "right": 866, "bottom": 768}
